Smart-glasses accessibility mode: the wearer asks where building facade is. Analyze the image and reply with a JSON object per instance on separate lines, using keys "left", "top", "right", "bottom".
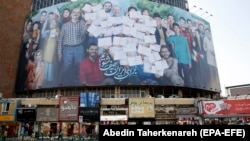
{"left": 0, "top": 0, "right": 224, "bottom": 139}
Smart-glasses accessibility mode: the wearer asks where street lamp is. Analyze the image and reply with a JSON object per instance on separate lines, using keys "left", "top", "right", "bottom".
{"left": 189, "top": 5, "right": 196, "bottom": 11}
{"left": 205, "top": 14, "right": 213, "bottom": 19}
{"left": 200, "top": 11, "right": 208, "bottom": 16}
{"left": 194, "top": 8, "right": 203, "bottom": 14}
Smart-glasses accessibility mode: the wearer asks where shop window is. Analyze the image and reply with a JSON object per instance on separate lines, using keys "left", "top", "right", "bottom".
{"left": 120, "top": 87, "right": 142, "bottom": 98}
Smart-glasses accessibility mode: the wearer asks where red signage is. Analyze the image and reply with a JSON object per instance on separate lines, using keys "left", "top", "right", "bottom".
{"left": 201, "top": 99, "right": 250, "bottom": 115}
{"left": 59, "top": 96, "right": 79, "bottom": 121}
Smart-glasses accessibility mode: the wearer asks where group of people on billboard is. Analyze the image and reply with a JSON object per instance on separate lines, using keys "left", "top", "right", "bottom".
{"left": 16, "top": 0, "right": 220, "bottom": 91}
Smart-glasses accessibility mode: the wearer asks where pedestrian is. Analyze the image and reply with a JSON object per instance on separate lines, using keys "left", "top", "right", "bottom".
{"left": 3, "top": 128, "right": 8, "bottom": 141}
{"left": 58, "top": 128, "right": 63, "bottom": 141}
{"left": 49, "top": 128, "right": 52, "bottom": 140}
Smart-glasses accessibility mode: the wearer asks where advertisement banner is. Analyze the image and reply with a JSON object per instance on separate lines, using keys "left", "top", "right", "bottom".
{"left": 16, "top": 0, "right": 221, "bottom": 93}
{"left": 59, "top": 96, "right": 79, "bottom": 121}
{"left": 80, "top": 92, "right": 100, "bottom": 107}
{"left": 16, "top": 108, "right": 36, "bottom": 122}
{"left": 176, "top": 107, "right": 198, "bottom": 115}
{"left": 128, "top": 98, "right": 155, "bottom": 118}
{"left": 36, "top": 107, "right": 58, "bottom": 121}
{"left": 200, "top": 99, "right": 250, "bottom": 115}
{"left": 79, "top": 107, "right": 100, "bottom": 121}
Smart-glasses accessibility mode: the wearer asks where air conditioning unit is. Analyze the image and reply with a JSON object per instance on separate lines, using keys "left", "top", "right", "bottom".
{"left": 169, "top": 94, "right": 179, "bottom": 98}
{"left": 157, "top": 95, "right": 164, "bottom": 98}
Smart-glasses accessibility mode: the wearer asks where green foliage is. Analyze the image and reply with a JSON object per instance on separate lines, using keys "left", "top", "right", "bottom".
{"left": 58, "top": 0, "right": 103, "bottom": 15}
{"left": 131, "top": 0, "right": 174, "bottom": 18}
{"left": 191, "top": 14, "right": 209, "bottom": 25}
{"left": 26, "top": 11, "right": 39, "bottom": 20}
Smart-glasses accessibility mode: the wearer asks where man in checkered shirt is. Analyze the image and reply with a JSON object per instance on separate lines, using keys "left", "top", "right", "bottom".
{"left": 58, "top": 7, "right": 88, "bottom": 86}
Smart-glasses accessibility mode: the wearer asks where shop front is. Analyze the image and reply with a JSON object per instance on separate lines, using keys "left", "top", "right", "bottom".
{"left": 79, "top": 107, "right": 100, "bottom": 139}
{"left": 128, "top": 98, "right": 155, "bottom": 125}
{"left": 0, "top": 99, "right": 19, "bottom": 137}
{"left": 155, "top": 105, "right": 177, "bottom": 125}
{"left": 101, "top": 115, "right": 128, "bottom": 125}
{"left": 59, "top": 96, "right": 79, "bottom": 137}
{"left": 16, "top": 108, "right": 36, "bottom": 137}
{"left": 0, "top": 115, "right": 19, "bottom": 137}
{"left": 36, "top": 107, "right": 59, "bottom": 138}
{"left": 176, "top": 107, "right": 201, "bottom": 125}
{"left": 154, "top": 97, "right": 196, "bottom": 125}
{"left": 198, "top": 99, "right": 250, "bottom": 125}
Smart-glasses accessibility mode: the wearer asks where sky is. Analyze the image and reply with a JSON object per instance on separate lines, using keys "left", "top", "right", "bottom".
{"left": 188, "top": 0, "right": 250, "bottom": 96}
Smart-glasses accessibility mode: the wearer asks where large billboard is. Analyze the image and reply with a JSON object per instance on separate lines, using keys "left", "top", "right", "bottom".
{"left": 199, "top": 99, "right": 250, "bottom": 116}
{"left": 15, "top": 0, "right": 221, "bottom": 92}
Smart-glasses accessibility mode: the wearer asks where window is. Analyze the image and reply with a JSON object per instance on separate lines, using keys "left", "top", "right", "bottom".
{"left": 2, "top": 103, "right": 10, "bottom": 114}
{"left": 101, "top": 87, "right": 115, "bottom": 98}
{"left": 120, "top": 87, "right": 144, "bottom": 98}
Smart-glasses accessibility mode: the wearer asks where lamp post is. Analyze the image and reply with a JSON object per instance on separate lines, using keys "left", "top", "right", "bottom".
{"left": 194, "top": 8, "right": 202, "bottom": 14}
{"left": 205, "top": 14, "right": 213, "bottom": 19}
{"left": 189, "top": 5, "right": 196, "bottom": 11}
{"left": 200, "top": 11, "right": 208, "bottom": 16}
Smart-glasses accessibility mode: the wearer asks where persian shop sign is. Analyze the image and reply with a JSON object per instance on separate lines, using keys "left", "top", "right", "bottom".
{"left": 0, "top": 115, "right": 15, "bottom": 121}
{"left": 36, "top": 108, "right": 58, "bottom": 121}
{"left": 128, "top": 98, "right": 155, "bottom": 118}
{"left": 59, "top": 96, "right": 79, "bottom": 121}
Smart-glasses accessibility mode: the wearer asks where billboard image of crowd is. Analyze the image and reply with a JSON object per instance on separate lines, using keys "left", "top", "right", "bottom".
{"left": 15, "top": 0, "right": 221, "bottom": 92}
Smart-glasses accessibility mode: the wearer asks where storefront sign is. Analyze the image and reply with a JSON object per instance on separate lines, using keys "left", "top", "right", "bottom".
{"left": 0, "top": 115, "right": 15, "bottom": 121}
{"left": 79, "top": 115, "right": 83, "bottom": 122}
{"left": 176, "top": 107, "right": 198, "bottom": 115}
{"left": 128, "top": 98, "right": 155, "bottom": 118}
{"left": 101, "top": 98, "right": 126, "bottom": 105}
{"left": 59, "top": 96, "right": 79, "bottom": 121}
{"left": 16, "top": 108, "right": 36, "bottom": 122}
{"left": 101, "top": 115, "right": 127, "bottom": 121}
{"left": 79, "top": 107, "right": 100, "bottom": 121}
{"left": 36, "top": 108, "right": 58, "bottom": 121}
{"left": 155, "top": 114, "right": 176, "bottom": 119}
{"left": 80, "top": 92, "right": 100, "bottom": 107}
